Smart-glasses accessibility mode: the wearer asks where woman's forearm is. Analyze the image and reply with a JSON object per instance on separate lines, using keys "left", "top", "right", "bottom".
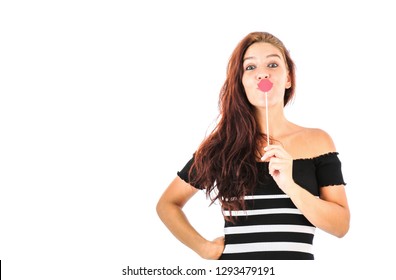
{"left": 286, "top": 183, "right": 350, "bottom": 237}
{"left": 156, "top": 200, "right": 210, "bottom": 258}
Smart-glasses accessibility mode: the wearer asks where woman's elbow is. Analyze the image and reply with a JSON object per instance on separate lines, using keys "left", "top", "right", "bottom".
{"left": 156, "top": 198, "right": 167, "bottom": 220}
{"left": 335, "top": 222, "right": 350, "bottom": 238}
{"left": 335, "top": 211, "right": 350, "bottom": 238}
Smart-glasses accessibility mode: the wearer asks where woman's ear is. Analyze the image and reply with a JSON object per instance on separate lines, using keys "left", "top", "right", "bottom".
{"left": 285, "top": 73, "right": 292, "bottom": 89}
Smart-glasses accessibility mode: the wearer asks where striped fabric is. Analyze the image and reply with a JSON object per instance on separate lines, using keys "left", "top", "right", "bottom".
{"left": 177, "top": 152, "right": 346, "bottom": 260}
{"left": 219, "top": 193, "right": 316, "bottom": 260}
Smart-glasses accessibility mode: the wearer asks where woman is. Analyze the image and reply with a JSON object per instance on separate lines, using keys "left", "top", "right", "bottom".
{"left": 156, "top": 31, "right": 350, "bottom": 260}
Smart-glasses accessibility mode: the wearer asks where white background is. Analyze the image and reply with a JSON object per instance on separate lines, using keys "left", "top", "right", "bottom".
{"left": 1, "top": 0, "right": 395, "bottom": 279}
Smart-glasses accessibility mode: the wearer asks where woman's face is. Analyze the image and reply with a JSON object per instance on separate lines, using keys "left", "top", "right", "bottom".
{"left": 242, "top": 42, "right": 291, "bottom": 109}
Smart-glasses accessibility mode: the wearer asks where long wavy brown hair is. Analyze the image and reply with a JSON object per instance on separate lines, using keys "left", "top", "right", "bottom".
{"left": 190, "top": 32, "right": 296, "bottom": 219}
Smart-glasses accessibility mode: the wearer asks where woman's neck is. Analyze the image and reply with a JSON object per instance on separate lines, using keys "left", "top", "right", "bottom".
{"left": 255, "top": 105, "right": 292, "bottom": 140}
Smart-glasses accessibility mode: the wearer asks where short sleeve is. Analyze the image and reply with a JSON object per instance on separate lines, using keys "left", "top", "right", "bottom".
{"left": 176, "top": 155, "right": 202, "bottom": 189}
{"left": 314, "top": 152, "right": 346, "bottom": 187}
{"left": 177, "top": 157, "right": 194, "bottom": 183}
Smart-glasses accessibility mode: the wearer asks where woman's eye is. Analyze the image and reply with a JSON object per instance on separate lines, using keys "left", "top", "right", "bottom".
{"left": 245, "top": 65, "right": 256, "bottom": 71}
{"left": 268, "top": 63, "right": 278, "bottom": 68}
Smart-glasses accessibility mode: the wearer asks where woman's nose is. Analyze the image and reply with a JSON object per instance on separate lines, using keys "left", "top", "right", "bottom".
{"left": 257, "top": 72, "right": 269, "bottom": 80}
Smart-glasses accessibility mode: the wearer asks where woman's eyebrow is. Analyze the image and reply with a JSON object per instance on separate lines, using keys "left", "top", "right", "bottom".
{"left": 243, "top": 54, "right": 281, "bottom": 62}
{"left": 266, "top": 54, "right": 281, "bottom": 59}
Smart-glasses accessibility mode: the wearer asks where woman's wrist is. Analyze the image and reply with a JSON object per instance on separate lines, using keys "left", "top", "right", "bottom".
{"left": 282, "top": 181, "right": 300, "bottom": 197}
{"left": 196, "top": 238, "right": 224, "bottom": 260}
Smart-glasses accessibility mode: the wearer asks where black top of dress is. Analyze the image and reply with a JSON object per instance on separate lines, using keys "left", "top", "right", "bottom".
{"left": 177, "top": 152, "right": 346, "bottom": 260}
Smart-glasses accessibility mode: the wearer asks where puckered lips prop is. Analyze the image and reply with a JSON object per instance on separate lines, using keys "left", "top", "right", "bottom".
{"left": 258, "top": 79, "right": 273, "bottom": 159}
{"left": 258, "top": 79, "right": 273, "bottom": 92}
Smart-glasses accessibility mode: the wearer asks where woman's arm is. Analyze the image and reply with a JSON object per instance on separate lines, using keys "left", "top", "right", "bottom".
{"left": 283, "top": 182, "right": 349, "bottom": 237}
{"left": 156, "top": 176, "right": 224, "bottom": 259}
{"left": 262, "top": 130, "right": 350, "bottom": 237}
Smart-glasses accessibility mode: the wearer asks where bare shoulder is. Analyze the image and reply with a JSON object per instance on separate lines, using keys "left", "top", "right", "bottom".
{"left": 302, "top": 127, "right": 337, "bottom": 156}
{"left": 282, "top": 124, "right": 337, "bottom": 159}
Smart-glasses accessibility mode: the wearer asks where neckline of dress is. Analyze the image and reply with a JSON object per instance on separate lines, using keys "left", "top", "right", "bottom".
{"left": 257, "top": 151, "right": 339, "bottom": 163}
